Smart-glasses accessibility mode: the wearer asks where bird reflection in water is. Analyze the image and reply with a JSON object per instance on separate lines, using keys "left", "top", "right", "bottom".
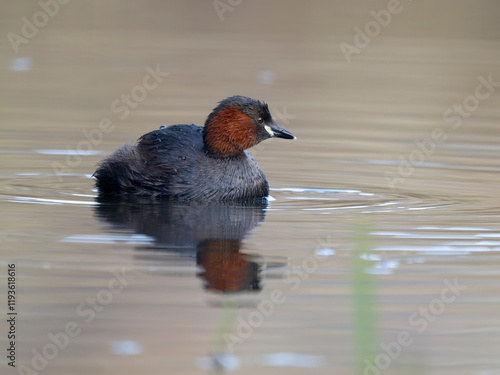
{"left": 94, "top": 197, "right": 289, "bottom": 372}
{"left": 94, "top": 197, "right": 274, "bottom": 293}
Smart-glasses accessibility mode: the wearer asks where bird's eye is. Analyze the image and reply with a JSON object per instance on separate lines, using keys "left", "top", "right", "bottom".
{"left": 257, "top": 117, "right": 263, "bottom": 124}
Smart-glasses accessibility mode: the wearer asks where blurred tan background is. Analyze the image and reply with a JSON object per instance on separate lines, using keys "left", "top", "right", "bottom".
{"left": 1, "top": 1, "right": 500, "bottom": 375}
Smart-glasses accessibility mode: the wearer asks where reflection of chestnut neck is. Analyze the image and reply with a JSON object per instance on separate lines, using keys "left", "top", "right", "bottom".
{"left": 197, "top": 239, "right": 261, "bottom": 293}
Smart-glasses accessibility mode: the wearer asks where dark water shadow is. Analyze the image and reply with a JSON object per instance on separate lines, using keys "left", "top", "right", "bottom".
{"left": 94, "top": 196, "right": 277, "bottom": 293}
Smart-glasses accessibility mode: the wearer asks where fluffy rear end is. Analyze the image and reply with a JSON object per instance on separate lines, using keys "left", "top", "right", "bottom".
{"left": 93, "top": 145, "right": 143, "bottom": 196}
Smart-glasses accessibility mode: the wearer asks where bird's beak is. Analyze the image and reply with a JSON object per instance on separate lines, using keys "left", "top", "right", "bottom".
{"left": 264, "top": 121, "right": 296, "bottom": 140}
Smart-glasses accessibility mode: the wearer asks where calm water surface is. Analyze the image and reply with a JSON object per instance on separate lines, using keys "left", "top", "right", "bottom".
{"left": 1, "top": 1, "right": 500, "bottom": 374}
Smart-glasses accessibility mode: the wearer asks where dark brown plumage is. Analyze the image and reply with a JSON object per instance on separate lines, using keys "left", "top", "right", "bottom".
{"left": 93, "top": 96, "right": 295, "bottom": 201}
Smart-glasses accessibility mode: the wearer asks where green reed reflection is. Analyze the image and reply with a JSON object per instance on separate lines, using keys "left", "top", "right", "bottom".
{"left": 352, "top": 222, "right": 378, "bottom": 375}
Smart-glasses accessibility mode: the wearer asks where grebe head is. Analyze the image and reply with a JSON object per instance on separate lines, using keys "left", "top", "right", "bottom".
{"left": 203, "top": 95, "right": 295, "bottom": 157}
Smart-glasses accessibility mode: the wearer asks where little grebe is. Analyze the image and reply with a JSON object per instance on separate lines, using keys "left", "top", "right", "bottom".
{"left": 93, "top": 95, "right": 295, "bottom": 201}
